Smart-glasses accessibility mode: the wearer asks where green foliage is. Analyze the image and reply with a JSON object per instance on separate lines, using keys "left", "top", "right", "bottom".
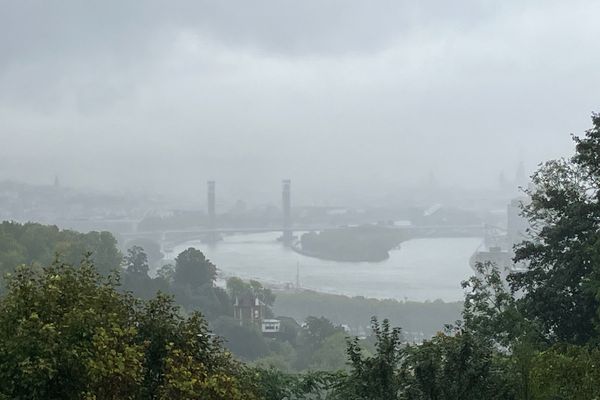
{"left": 0, "top": 258, "right": 143, "bottom": 399}
{"left": 173, "top": 247, "right": 217, "bottom": 288}
{"left": 123, "top": 245, "right": 149, "bottom": 276}
{"left": 273, "top": 290, "right": 462, "bottom": 339}
{"left": 253, "top": 341, "right": 298, "bottom": 372}
{"left": 511, "top": 113, "right": 600, "bottom": 344}
{"left": 227, "top": 277, "right": 276, "bottom": 308}
{"left": 212, "top": 316, "right": 270, "bottom": 361}
{"left": 294, "top": 316, "right": 346, "bottom": 371}
{"left": 155, "top": 312, "right": 253, "bottom": 400}
{"left": 171, "top": 248, "right": 229, "bottom": 319}
{"left": 156, "top": 263, "right": 175, "bottom": 283}
{"left": 529, "top": 345, "right": 600, "bottom": 400}
{"left": 300, "top": 225, "right": 407, "bottom": 262}
{"left": 462, "top": 262, "right": 540, "bottom": 348}
{"left": 0, "top": 260, "right": 257, "bottom": 400}
{"left": 5, "top": 113, "right": 600, "bottom": 398}
{"left": 246, "top": 315, "right": 349, "bottom": 373}
{"left": 404, "top": 328, "right": 516, "bottom": 400}
{"left": 123, "top": 238, "right": 164, "bottom": 268}
{"left": 337, "top": 318, "right": 404, "bottom": 400}
{"left": 226, "top": 277, "right": 275, "bottom": 319}
{"left": 304, "top": 316, "right": 345, "bottom": 348}
{"left": 121, "top": 246, "right": 170, "bottom": 301}
{"left": 330, "top": 318, "right": 517, "bottom": 400}
{"left": 249, "top": 368, "right": 342, "bottom": 400}
{"left": 309, "top": 332, "right": 349, "bottom": 372}
{"left": 0, "top": 222, "right": 122, "bottom": 284}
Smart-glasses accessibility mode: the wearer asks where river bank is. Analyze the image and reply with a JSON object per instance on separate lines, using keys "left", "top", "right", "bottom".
{"left": 289, "top": 242, "right": 392, "bottom": 262}
{"left": 273, "top": 289, "right": 463, "bottom": 338}
{"left": 295, "top": 226, "right": 409, "bottom": 262}
{"left": 163, "top": 232, "right": 483, "bottom": 302}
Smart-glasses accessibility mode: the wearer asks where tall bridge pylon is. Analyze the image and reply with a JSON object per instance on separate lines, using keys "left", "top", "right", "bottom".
{"left": 282, "top": 179, "right": 293, "bottom": 245}
{"left": 203, "top": 179, "right": 294, "bottom": 245}
{"left": 206, "top": 180, "right": 218, "bottom": 243}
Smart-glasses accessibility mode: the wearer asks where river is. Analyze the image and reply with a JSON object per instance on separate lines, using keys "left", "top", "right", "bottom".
{"left": 163, "top": 232, "right": 482, "bottom": 302}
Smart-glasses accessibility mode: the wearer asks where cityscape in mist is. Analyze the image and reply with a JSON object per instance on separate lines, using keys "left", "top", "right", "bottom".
{"left": 1, "top": 1, "right": 600, "bottom": 398}
{"left": 2, "top": 1, "right": 599, "bottom": 205}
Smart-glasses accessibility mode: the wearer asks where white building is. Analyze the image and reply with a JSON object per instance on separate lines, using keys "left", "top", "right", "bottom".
{"left": 261, "top": 319, "right": 281, "bottom": 334}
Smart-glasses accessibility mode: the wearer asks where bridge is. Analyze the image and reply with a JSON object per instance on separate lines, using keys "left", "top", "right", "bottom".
{"left": 121, "top": 180, "right": 299, "bottom": 249}
{"left": 120, "top": 224, "right": 485, "bottom": 253}
{"left": 119, "top": 179, "right": 486, "bottom": 251}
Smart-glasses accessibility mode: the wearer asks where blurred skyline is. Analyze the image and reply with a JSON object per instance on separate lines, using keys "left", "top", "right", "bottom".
{"left": 1, "top": 0, "right": 599, "bottom": 204}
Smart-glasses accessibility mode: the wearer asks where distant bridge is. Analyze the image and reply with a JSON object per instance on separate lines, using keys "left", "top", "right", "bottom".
{"left": 119, "top": 225, "right": 332, "bottom": 246}
{"left": 119, "top": 179, "right": 484, "bottom": 251}
{"left": 120, "top": 223, "right": 485, "bottom": 252}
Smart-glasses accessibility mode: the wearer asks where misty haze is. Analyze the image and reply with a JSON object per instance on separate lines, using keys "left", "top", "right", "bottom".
{"left": 1, "top": 1, "right": 600, "bottom": 399}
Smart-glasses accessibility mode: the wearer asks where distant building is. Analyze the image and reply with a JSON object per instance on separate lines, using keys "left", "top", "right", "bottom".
{"left": 470, "top": 246, "right": 512, "bottom": 271}
{"left": 470, "top": 196, "right": 529, "bottom": 274}
{"left": 233, "top": 295, "right": 284, "bottom": 337}
{"left": 233, "top": 295, "right": 265, "bottom": 326}
{"left": 507, "top": 197, "right": 529, "bottom": 248}
{"left": 261, "top": 319, "right": 281, "bottom": 336}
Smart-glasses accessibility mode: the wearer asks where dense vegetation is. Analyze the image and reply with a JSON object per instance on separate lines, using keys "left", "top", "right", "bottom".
{"left": 0, "top": 260, "right": 255, "bottom": 399}
{"left": 274, "top": 290, "right": 462, "bottom": 340}
{"left": 2, "top": 113, "right": 600, "bottom": 398}
{"left": 0, "top": 259, "right": 514, "bottom": 399}
{"left": 299, "top": 225, "right": 407, "bottom": 262}
{"left": 0, "top": 222, "right": 121, "bottom": 292}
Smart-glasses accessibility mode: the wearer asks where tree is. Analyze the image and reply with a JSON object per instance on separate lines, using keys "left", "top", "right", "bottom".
{"left": 0, "top": 222, "right": 122, "bottom": 288}
{"left": 211, "top": 316, "right": 270, "bottom": 361}
{"left": 0, "top": 259, "right": 258, "bottom": 400}
{"left": 249, "top": 368, "right": 341, "bottom": 400}
{"left": 123, "top": 245, "right": 149, "bottom": 276}
{"left": 337, "top": 318, "right": 404, "bottom": 400}
{"left": 124, "top": 238, "right": 164, "bottom": 268}
{"left": 404, "top": 327, "right": 515, "bottom": 400}
{"left": 529, "top": 345, "right": 600, "bottom": 400}
{"left": 173, "top": 248, "right": 216, "bottom": 289}
{"left": 462, "top": 262, "right": 539, "bottom": 349}
{"left": 0, "top": 257, "right": 144, "bottom": 399}
{"left": 170, "top": 248, "right": 229, "bottom": 319}
{"left": 226, "top": 277, "right": 276, "bottom": 316}
{"left": 303, "top": 316, "right": 344, "bottom": 349}
{"left": 309, "top": 332, "right": 348, "bottom": 372}
{"left": 294, "top": 316, "right": 345, "bottom": 370}
{"left": 510, "top": 112, "right": 600, "bottom": 345}
{"left": 156, "top": 263, "right": 175, "bottom": 283}
{"left": 462, "top": 262, "right": 539, "bottom": 400}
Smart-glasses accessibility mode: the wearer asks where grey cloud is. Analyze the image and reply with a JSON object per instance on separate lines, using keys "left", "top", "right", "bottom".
{"left": 0, "top": 0, "right": 599, "bottom": 204}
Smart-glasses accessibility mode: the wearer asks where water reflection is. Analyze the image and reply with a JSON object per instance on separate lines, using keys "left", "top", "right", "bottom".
{"left": 165, "top": 232, "right": 482, "bottom": 302}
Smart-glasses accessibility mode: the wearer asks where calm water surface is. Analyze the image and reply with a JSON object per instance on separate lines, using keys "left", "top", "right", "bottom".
{"left": 164, "top": 232, "right": 482, "bottom": 302}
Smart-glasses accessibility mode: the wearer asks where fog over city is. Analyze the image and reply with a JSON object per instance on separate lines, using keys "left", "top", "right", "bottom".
{"left": 1, "top": 0, "right": 599, "bottom": 204}
{"left": 3, "top": 2, "right": 600, "bottom": 396}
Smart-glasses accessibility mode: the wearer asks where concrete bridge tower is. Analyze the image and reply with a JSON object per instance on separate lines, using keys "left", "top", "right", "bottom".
{"left": 282, "top": 179, "right": 293, "bottom": 245}
{"left": 207, "top": 180, "right": 217, "bottom": 243}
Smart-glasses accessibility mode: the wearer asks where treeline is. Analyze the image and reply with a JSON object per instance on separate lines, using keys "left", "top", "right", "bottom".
{"left": 274, "top": 290, "right": 462, "bottom": 339}
{"left": 0, "top": 221, "right": 355, "bottom": 371}
{"left": 3, "top": 259, "right": 594, "bottom": 400}
{"left": 0, "top": 260, "right": 260, "bottom": 399}
{"left": 0, "top": 221, "right": 121, "bottom": 289}
{"left": 299, "top": 225, "right": 407, "bottom": 262}
{"left": 2, "top": 112, "right": 600, "bottom": 398}
{"left": 0, "top": 220, "right": 462, "bottom": 370}
{"left": 0, "top": 259, "right": 515, "bottom": 399}
{"left": 261, "top": 111, "right": 600, "bottom": 398}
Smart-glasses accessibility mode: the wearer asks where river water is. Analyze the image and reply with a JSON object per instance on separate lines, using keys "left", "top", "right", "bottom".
{"left": 163, "top": 232, "right": 482, "bottom": 302}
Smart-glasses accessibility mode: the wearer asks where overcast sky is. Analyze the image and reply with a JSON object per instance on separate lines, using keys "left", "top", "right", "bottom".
{"left": 1, "top": 0, "right": 599, "bottom": 205}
